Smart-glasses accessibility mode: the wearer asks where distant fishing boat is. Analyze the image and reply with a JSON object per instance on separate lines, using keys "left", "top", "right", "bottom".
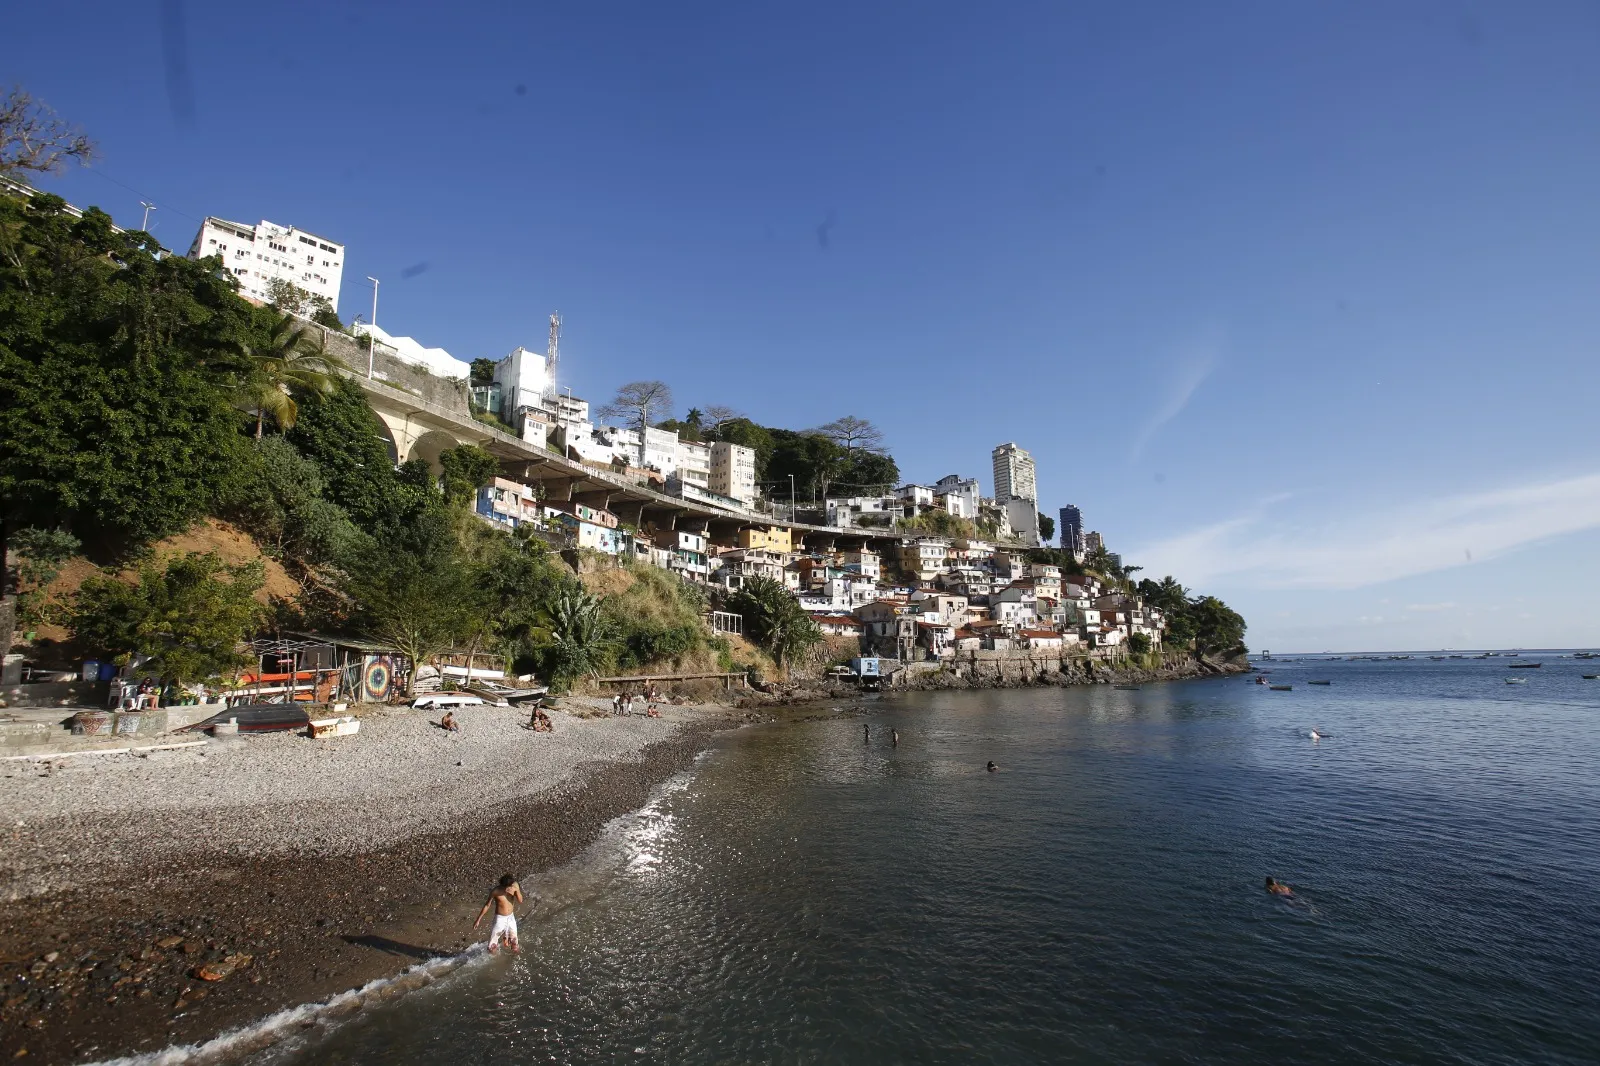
{"left": 1508, "top": 663, "right": 1542, "bottom": 669}
{"left": 1583, "top": 675, "right": 1598, "bottom": 681}
{"left": 1308, "top": 680, "right": 1332, "bottom": 685}
{"left": 1270, "top": 684, "right": 1293, "bottom": 691}
{"left": 1505, "top": 678, "right": 1527, "bottom": 685}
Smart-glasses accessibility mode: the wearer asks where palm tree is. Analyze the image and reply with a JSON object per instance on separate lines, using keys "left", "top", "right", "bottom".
{"left": 240, "top": 315, "right": 348, "bottom": 438}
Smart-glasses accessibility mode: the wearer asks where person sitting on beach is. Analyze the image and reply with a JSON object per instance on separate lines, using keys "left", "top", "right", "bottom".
{"left": 533, "top": 708, "right": 554, "bottom": 732}
{"left": 474, "top": 874, "right": 524, "bottom": 954}
{"left": 1265, "top": 877, "right": 1294, "bottom": 897}
{"left": 440, "top": 711, "right": 460, "bottom": 732}
{"left": 646, "top": 703, "right": 661, "bottom": 718}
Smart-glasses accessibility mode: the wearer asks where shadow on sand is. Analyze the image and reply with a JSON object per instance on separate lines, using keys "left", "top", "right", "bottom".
{"left": 341, "top": 934, "right": 453, "bottom": 961}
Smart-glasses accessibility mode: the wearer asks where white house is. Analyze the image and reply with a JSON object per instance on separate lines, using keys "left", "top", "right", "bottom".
{"left": 351, "top": 323, "right": 471, "bottom": 379}
{"left": 933, "top": 475, "right": 981, "bottom": 517}
{"left": 839, "top": 550, "right": 880, "bottom": 580}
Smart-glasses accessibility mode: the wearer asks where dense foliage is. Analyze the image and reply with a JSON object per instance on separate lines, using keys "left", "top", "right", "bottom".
{"left": 726, "top": 576, "right": 823, "bottom": 672}
{"left": 70, "top": 552, "right": 265, "bottom": 683}
{"left": 1137, "top": 576, "right": 1248, "bottom": 655}
{"left": 0, "top": 194, "right": 259, "bottom": 557}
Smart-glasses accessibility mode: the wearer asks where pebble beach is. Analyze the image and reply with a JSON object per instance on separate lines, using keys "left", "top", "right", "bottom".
{"left": 0, "top": 699, "right": 743, "bottom": 1064}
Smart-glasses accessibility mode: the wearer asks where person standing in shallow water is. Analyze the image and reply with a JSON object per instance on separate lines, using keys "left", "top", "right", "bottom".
{"left": 474, "top": 874, "right": 524, "bottom": 953}
{"left": 864, "top": 724, "right": 870, "bottom": 743}
{"left": 891, "top": 729, "right": 899, "bottom": 747}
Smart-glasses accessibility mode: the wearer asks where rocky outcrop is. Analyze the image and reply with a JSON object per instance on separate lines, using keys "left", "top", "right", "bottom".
{"left": 889, "top": 649, "right": 1248, "bottom": 691}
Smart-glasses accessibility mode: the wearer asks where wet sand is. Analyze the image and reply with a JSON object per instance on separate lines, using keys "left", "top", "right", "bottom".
{"left": 0, "top": 700, "right": 746, "bottom": 1064}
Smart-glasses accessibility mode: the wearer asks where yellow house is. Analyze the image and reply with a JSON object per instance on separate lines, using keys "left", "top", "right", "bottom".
{"left": 738, "top": 525, "right": 794, "bottom": 552}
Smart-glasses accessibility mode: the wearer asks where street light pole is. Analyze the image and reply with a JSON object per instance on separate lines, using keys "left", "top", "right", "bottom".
{"left": 365, "top": 276, "right": 380, "bottom": 378}
{"left": 789, "top": 474, "right": 796, "bottom": 520}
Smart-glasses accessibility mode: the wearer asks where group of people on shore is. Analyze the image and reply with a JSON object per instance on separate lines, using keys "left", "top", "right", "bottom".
{"left": 611, "top": 688, "right": 663, "bottom": 718}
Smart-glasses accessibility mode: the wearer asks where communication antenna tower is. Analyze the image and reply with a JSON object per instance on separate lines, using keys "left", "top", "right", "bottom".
{"left": 544, "top": 312, "right": 561, "bottom": 401}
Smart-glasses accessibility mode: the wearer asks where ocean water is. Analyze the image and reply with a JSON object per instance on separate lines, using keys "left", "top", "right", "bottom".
{"left": 249, "top": 656, "right": 1600, "bottom": 1064}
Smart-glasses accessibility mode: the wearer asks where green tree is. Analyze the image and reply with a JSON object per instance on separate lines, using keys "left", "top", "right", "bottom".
{"left": 238, "top": 312, "right": 347, "bottom": 438}
{"left": 437, "top": 444, "right": 499, "bottom": 508}
{"left": 0, "top": 190, "right": 259, "bottom": 654}
{"left": 1127, "top": 632, "right": 1152, "bottom": 655}
{"left": 1037, "top": 512, "right": 1056, "bottom": 544}
{"left": 344, "top": 527, "right": 479, "bottom": 696}
{"left": 1185, "top": 595, "right": 1247, "bottom": 656}
{"left": 287, "top": 378, "right": 436, "bottom": 538}
{"left": 70, "top": 552, "right": 265, "bottom": 683}
{"left": 11, "top": 527, "right": 79, "bottom": 634}
{"left": 469, "top": 358, "right": 497, "bottom": 386}
{"left": 726, "top": 576, "right": 822, "bottom": 673}
{"left": 224, "top": 436, "right": 360, "bottom": 567}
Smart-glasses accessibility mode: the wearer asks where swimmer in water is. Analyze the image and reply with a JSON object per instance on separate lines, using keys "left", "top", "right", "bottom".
{"left": 864, "top": 724, "right": 870, "bottom": 743}
{"left": 1265, "top": 877, "right": 1294, "bottom": 897}
{"left": 986, "top": 761, "right": 998, "bottom": 772}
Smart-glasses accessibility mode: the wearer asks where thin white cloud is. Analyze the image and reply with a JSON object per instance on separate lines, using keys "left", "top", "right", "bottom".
{"left": 1405, "top": 602, "right": 1457, "bottom": 612}
{"left": 1128, "top": 340, "right": 1220, "bottom": 462}
{"left": 1130, "top": 471, "right": 1600, "bottom": 590}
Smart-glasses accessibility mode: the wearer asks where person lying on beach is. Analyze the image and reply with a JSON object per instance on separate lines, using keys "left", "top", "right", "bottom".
{"left": 1265, "top": 877, "right": 1294, "bottom": 897}
{"left": 439, "top": 711, "right": 460, "bottom": 732}
{"left": 474, "top": 874, "right": 524, "bottom": 954}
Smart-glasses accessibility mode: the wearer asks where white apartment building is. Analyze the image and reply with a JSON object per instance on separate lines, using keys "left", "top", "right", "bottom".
{"left": 992, "top": 443, "right": 1037, "bottom": 503}
{"left": 710, "top": 442, "right": 757, "bottom": 504}
{"left": 678, "top": 439, "right": 712, "bottom": 490}
{"left": 188, "top": 217, "right": 344, "bottom": 310}
{"left": 839, "top": 550, "right": 880, "bottom": 580}
{"left": 493, "top": 347, "right": 551, "bottom": 423}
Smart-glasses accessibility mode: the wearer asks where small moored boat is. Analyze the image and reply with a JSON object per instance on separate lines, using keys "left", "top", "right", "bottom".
{"left": 1270, "top": 684, "right": 1293, "bottom": 691}
{"left": 1505, "top": 678, "right": 1527, "bottom": 685}
{"left": 1308, "top": 680, "right": 1332, "bottom": 685}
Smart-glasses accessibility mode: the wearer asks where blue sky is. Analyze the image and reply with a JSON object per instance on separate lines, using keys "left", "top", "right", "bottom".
{"left": 10, "top": 1, "right": 1600, "bottom": 651}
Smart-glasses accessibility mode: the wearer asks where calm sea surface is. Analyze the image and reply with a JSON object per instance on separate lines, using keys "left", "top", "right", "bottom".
{"left": 257, "top": 655, "right": 1600, "bottom": 1065}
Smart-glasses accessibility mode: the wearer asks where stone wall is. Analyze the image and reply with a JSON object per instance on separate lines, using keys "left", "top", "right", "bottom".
{"left": 317, "top": 327, "right": 471, "bottom": 412}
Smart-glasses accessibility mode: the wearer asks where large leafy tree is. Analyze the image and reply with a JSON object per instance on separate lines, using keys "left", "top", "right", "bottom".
{"left": 287, "top": 377, "right": 435, "bottom": 538}
{"left": 344, "top": 517, "right": 479, "bottom": 695}
{"left": 0, "top": 192, "right": 256, "bottom": 650}
{"left": 70, "top": 552, "right": 265, "bottom": 684}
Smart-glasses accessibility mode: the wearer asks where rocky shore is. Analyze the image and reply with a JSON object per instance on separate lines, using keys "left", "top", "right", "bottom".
{"left": 0, "top": 700, "right": 747, "bottom": 1064}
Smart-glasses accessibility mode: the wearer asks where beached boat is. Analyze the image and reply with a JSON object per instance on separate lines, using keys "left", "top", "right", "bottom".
{"left": 180, "top": 704, "right": 312, "bottom": 734}
{"left": 411, "top": 693, "right": 485, "bottom": 710}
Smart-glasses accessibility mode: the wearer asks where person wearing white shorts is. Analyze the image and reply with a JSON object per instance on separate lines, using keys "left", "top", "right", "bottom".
{"left": 474, "top": 874, "right": 523, "bottom": 954}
